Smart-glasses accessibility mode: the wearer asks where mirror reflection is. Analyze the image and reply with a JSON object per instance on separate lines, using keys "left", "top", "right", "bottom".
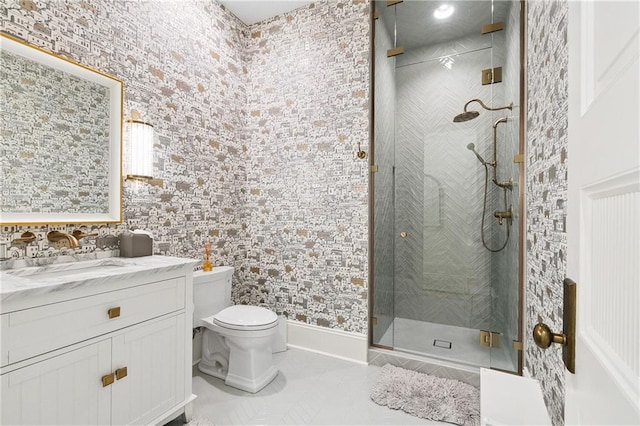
{"left": 0, "top": 34, "right": 123, "bottom": 225}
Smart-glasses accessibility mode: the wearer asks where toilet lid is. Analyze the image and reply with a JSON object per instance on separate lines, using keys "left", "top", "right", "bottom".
{"left": 213, "top": 305, "right": 278, "bottom": 330}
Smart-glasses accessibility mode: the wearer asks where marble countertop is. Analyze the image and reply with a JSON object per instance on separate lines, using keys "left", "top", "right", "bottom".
{"left": 0, "top": 256, "right": 200, "bottom": 304}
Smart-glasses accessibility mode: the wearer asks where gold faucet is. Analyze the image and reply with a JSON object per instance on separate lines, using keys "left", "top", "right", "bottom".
{"left": 12, "top": 231, "right": 37, "bottom": 244}
{"left": 47, "top": 231, "right": 79, "bottom": 248}
{"left": 72, "top": 230, "right": 98, "bottom": 240}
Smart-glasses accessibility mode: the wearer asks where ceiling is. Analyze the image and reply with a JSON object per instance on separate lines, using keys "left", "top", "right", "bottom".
{"left": 218, "top": 1, "right": 511, "bottom": 45}
{"left": 219, "top": 0, "right": 314, "bottom": 25}
{"left": 379, "top": 1, "right": 512, "bottom": 50}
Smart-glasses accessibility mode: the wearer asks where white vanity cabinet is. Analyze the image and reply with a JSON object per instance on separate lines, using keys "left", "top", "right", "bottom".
{"left": 0, "top": 257, "right": 197, "bottom": 426}
{"left": 2, "top": 339, "right": 112, "bottom": 425}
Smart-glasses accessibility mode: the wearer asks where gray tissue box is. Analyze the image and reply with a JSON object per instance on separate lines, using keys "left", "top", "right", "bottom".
{"left": 119, "top": 232, "right": 153, "bottom": 257}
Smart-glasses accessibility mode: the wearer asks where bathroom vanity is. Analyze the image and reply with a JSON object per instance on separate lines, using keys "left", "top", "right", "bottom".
{"left": 0, "top": 256, "right": 198, "bottom": 425}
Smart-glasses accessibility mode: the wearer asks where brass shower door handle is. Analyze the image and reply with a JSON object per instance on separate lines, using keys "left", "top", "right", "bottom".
{"left": 532, "top": 278, "right": 576, "bottom": 374}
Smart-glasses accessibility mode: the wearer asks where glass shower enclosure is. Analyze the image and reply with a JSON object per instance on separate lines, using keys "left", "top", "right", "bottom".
{"left": 371, "top": 0, "right": 523, "bottom": 373}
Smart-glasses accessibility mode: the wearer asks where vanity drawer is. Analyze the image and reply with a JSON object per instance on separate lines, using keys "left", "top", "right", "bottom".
{"left": 1, "top": 277, "right": 185, "bottom": 367}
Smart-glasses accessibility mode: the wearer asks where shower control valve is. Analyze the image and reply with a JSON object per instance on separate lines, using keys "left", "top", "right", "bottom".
{"left": 494, "top": 208, "right": 513, "bottom": 225}
{"left": 494, "top": 178, "right": 514, "bottom": 190}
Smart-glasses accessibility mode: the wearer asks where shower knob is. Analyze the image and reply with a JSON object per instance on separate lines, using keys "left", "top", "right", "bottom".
{"left": 533, "top": 323, "right": 566, "bottom": 349}
{"left": 399, "top": 231, "right": 408, "bottom": 238}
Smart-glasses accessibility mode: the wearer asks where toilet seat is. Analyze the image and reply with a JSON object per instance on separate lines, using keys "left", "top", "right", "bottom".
{"left": 213, "top": 305, "right": 278, "bottom": 331}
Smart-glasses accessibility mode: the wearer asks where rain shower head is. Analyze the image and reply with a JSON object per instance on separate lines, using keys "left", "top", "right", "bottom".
{"left": 453, "top": 99, "right": 513, "bottom": 123}
{"left": 466, "top": 143, "right": 487, "bottom": 165}
{"left": 454, "top": 110, "right": 480, "bottom": 122}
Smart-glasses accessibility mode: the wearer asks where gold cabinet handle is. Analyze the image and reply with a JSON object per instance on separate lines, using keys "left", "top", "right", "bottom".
{"left": 399, "top": 231, "right": 408, "bottom": 238}
{"left": 101, "top": 373, "right": 115, "bottom": 387}
{"left": 115, "top": 367, "right": 128, "bottom": 380}
{"left": 108, "top": 307, "right": 121, "bottom": 319}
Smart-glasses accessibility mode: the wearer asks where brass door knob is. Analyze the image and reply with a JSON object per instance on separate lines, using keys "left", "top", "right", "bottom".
{"left": 399, "top": 231, "right": 408, "bottom": 238}
{"left": 533, "top": 323, "right": 566, "bottom": 349}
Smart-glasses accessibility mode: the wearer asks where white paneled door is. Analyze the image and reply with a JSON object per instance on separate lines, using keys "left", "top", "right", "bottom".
{"left": 566, "top": 1, "right": 640, "bottom": 424}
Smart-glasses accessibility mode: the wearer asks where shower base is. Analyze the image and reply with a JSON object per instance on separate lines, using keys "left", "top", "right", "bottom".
{"left": 378, "top": 317, "right": 516, "bottom": 372}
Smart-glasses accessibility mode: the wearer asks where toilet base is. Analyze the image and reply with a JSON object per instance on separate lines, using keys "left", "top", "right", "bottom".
{"left": 198, "top": 359, "right": 278, "bottom": 393}
{"left": 226, "top": 364, "right": 278, "bottom": 393}
{"left": 199, "top": 326, "right": 279, "bottom": 393}
{"left": 197, "top": 360, "right": 228, "bottom": 382}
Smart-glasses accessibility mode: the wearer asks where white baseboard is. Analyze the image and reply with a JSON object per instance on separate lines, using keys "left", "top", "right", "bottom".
{"left": 286, "top": 320, "right": 368, "bottom": 364}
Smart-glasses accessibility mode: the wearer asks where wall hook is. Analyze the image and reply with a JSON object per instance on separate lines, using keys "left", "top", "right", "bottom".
{"left": 356, "top": 141, "right": 367, "bottom": 159}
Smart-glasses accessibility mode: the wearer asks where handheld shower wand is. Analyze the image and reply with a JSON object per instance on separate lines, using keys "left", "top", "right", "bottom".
{"left": 466, "top": 143, "right": 488, "bottom": 166}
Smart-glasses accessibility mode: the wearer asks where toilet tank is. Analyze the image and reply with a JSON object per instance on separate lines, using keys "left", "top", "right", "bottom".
{"left": 193, "top": 266, "right": 234, "bottom": 327}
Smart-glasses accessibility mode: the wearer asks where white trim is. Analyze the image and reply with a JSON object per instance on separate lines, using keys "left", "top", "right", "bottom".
{"left": 286, "top": 320, "right": 368, "bottom": 364}
{"left": 480, "top": 368, "right": 551, "bottom": 425}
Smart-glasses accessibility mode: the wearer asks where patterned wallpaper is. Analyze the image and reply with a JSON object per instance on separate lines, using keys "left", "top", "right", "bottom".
{"left": 0, "top": 0, "right": 248, "bottom": 272}
{"left": 525, "top": 1, "right": 569, "bottom": 425}
{"left": 0, "top": 1, "right": 571, "bottom": 420}
{"left": 0, "top": 48, "right": 110, "bottom": 215}
{"left": 239, "top": 0, "right": 371, "bottom": 334}
{"left": 0, "top": 0, "right": 371, "bottom": 334}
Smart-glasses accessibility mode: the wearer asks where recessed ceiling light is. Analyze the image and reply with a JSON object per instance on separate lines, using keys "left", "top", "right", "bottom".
{"left": 433, "top": 4, "right": 455, "bottom": 19}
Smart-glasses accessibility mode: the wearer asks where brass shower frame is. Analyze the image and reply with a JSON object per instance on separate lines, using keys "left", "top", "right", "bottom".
{"left": 368, "top": 1, "right": 527, "bottom": 376}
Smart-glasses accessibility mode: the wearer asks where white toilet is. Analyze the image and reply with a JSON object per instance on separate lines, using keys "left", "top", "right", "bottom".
{"left": 193, "top": 267, "right": 279, "bottom": 393}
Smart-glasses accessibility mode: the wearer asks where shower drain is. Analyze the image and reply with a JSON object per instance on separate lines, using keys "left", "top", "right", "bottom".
{"left": 433, "top": 339, "right": 452, "bottom": 349}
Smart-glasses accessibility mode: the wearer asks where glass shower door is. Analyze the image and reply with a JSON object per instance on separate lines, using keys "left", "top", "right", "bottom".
{"left": 371, "top": 0, "right": 521, "bottom": 373}
{"left": 391, "top": 46, "right": 494, "bottom": 368}
{"left": 371, "top": 1, "right": 396, "bottom": 348}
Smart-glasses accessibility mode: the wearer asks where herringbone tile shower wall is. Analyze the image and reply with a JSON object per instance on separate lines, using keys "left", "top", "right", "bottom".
{"left": 394, "top": 37, "right": 496, "bottom": 329}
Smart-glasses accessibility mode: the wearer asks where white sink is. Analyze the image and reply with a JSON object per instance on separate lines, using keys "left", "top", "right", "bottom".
{"left": 6, "top": 259, "right": 128, "bottom": 280}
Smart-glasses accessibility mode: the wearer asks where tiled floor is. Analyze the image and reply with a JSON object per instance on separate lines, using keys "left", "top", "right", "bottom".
{"left": 166, "top": 348, "right": 445, "bottom": 425}
{"left": 379, "top": 318, "right": 517, "bottom": 372}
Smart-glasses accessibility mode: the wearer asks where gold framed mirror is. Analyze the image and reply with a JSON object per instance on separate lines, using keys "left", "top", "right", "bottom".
{"left": 0, "top": 33, "right": 123, "bottom": 225}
